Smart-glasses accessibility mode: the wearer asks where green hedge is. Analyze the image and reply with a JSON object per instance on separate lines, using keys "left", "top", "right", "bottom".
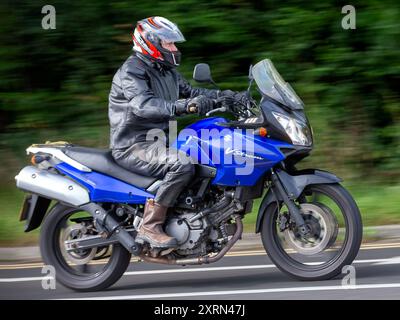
{"left": 0, "top": 0, "right": 399, "bottom": 183}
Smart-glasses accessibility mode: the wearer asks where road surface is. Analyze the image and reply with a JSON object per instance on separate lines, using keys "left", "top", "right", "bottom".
{"left": 1, "top": 242, "right": 400, "bottom": 300}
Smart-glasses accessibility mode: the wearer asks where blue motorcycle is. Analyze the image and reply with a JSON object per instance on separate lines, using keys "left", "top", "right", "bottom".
{"left": 15, "top": 59, "right": 362, "bottom": 291}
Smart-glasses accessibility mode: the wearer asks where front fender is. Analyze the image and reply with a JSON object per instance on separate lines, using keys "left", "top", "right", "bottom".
{"left": 255, "top": 169, "right": 341, "bottom": 233}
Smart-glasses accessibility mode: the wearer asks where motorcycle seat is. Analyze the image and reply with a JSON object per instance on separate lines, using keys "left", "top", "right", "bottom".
{"left": 62, "top": 146, "right": 158, "bottom": 190}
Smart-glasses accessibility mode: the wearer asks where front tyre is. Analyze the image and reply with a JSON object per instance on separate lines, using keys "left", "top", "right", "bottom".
{"left": 40, "top": 203, "right": 131, "bottom": 291}
{"left": 261, "top": 183, "right": 362, "bottom": 281}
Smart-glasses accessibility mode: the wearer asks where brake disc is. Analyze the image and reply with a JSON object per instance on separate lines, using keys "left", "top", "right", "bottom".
{"left": 313, "top": 201, "right": 339, "bottom": 247}
{"left": 283, "top": 203, "right": 339, "bottom": 256}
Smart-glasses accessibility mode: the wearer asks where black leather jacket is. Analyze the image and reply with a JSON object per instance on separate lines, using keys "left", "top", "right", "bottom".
{"left": 108, "top": 53, "right": 219, "bottom": 150}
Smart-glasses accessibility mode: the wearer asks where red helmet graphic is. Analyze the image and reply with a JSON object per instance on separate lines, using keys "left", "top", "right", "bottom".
{"left": 132, "top": 16, "right": 185, "bottom": 68}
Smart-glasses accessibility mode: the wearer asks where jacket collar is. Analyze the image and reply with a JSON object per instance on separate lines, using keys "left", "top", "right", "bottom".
{"left": 135, "top": 52, "right": 173, "bottom": 75}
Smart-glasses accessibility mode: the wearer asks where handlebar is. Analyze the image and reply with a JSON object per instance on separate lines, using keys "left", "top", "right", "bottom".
{"left": 188, "top": 96, "right": 255, "bottom": 118}
{"left": 188, "top": 97, "right": 223, "bottom": 115}
{"left": 208, "top": 96, "right": 254, "bottom": 118}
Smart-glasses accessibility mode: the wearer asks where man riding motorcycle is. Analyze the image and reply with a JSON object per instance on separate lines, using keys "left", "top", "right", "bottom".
{"left": 108, "top": 16, "right": 249, "bottom": 249}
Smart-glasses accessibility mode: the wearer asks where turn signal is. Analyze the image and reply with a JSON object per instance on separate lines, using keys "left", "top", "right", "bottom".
{"left": 31, "top": 155, "right": 37, "bottom": 165}
{"left": 31, "top": 154, "right": 50, "bottom": 165}
{"left": 255, "top": 127, "right": 268, "bottom": 137}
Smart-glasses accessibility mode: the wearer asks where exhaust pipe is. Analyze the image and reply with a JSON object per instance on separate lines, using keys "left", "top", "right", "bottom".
{"left": 15, "top": 166, "right": 140, "bottom": 256}
{"left": 139, "top": 216, "right": 243, "bottom": 265}
{"left": 15, "top": 166, "right": 90, "bottom": 206}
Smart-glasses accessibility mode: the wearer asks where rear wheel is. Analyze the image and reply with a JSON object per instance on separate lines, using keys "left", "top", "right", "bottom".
{"left": 261, "top": 183, "right": 362, "bottom": 281}
{"left": 40, "top": 203, "right": 131, "bottom": 291}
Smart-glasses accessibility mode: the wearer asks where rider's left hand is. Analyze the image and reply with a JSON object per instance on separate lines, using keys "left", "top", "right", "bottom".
{"left": 219, "top": 90, "right": 252, "bottom": 106}
{"left": 234, "top": 91, "right": 252, "bottom": 106}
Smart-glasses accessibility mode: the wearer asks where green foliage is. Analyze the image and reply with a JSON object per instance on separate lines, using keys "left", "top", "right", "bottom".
{"left": 0, "top": 0, "right": 399, "bottom": 183}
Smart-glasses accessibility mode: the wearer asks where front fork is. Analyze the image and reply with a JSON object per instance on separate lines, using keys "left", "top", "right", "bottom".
{"left": 270, "top": 170, "right": 309, "bottom": 236}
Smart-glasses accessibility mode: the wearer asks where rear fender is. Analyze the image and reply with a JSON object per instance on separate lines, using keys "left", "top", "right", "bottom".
{"left": 19, "top": 194, "right": 52, "bottom": 232}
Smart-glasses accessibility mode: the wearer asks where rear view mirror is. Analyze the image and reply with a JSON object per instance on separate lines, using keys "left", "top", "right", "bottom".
{"left": 193, "top": 63, "right": 213, "bottom": 83}
{"left": 248, "top": 64, "right": 253, "bottom": 80}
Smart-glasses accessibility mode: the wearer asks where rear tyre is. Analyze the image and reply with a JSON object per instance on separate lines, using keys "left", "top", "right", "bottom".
{"left": 261, "top": 183, "right": 362, "bottom": 281}
{"left": 40, "top": 203, "right": 131, "bottom": 291}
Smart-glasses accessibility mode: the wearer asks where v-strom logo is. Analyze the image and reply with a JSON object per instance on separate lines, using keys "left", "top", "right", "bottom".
{"left": 225, "top": 147, "right": 264, "bottom": 160}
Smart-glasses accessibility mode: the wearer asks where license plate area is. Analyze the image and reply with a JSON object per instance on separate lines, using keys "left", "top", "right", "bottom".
{"left": 19, "top": 194, "right": 32, "bottom": 221}
{"left": 19, "top": 194, "right": 51, "bottom": 232}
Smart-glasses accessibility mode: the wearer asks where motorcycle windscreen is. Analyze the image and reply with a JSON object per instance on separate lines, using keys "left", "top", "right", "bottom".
{"left": 252, "top": 59, "right": 304, "bottom": 110}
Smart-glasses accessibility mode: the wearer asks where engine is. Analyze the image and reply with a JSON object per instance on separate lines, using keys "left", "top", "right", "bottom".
{"left": 164, "top": 196, "right": 244, "bottom": 256}
{"left": 165, "top": 211, "right": 213, "bottom": 256}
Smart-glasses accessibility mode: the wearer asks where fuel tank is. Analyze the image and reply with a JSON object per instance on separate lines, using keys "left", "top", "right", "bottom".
{"left": 172, "top": 117, "right": 293, "bottom": 186}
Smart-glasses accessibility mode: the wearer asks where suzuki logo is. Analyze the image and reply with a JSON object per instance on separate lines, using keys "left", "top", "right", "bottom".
{"left": 225, "top": 147, "right": 264, "bottom": 160}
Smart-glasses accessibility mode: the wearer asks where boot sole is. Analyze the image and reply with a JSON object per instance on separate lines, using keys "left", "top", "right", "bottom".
{"left": 135, "top": 235, "right": 177, "bottom": 249}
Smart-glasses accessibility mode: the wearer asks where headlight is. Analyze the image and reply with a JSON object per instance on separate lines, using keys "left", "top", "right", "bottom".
{"left": 272, "top": 112, "right": 313, "bottom": 146}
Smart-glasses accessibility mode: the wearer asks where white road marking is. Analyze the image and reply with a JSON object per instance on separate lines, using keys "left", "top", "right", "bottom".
{"left": 0, "top": 257, "right": 397, "bottom": 283}
{"left": 61, "top": 283, "right": 400, "bottom": 300}
{"left": 124, "top": 264, "right": 276, "bottom": 276}
{"left": 373, "top": 256, "right": 400, "bottom": 265}
{"left": 0, "top": 276, "right": 54, "bottom": 283}
{"left": 1, "top": 242, "right": 400, "bottom": 270}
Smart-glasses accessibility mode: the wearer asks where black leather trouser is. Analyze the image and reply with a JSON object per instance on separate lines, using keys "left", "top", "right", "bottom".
{"left": 112, "top": 140, "right": 195, "bottom": 207}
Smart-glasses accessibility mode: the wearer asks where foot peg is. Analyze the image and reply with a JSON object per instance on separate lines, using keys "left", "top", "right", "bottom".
{"left": 142, "top": 245, "right": 175, "bottom": 258}
{"left": 160, "top": 248, "right": 174, "bottom": 256}
{"left": 135, "top": 235, "right": 177, "bottom": 249}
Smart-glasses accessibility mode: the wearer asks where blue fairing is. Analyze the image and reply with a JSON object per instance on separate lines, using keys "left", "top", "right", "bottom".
{"left": 171, "top": 117, "right": 293, "bottom": 186}
{"left": 55, "top": 162, "right": 153, "bottom": 204}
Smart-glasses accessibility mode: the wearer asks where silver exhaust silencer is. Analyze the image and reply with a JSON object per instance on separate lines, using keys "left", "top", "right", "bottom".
{"left": 15, "top": 166, "right": 90, "bottom": 206}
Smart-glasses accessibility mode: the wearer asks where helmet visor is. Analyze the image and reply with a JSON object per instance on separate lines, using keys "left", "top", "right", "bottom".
{"left": 141, "top": 17, "right": 186, "bottom": 43}
{"left": 155, "top": 27, "right": 185, "bottom": 43}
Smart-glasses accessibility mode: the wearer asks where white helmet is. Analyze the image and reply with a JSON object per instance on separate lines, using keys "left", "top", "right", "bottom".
{"left": 132, "top": 16, "right": 185, "bottom": 68}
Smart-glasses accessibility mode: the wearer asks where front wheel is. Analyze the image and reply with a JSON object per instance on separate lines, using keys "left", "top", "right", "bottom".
{"left": 40, "top": 203, "right": 131, "bottom": 291}
{"left": 261, "top": 183, "right": 362, "bottom": 281}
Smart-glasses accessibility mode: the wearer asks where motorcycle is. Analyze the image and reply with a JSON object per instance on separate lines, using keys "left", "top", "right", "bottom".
{"left": 15, "top": 58, "right": 362, "bottom": 291}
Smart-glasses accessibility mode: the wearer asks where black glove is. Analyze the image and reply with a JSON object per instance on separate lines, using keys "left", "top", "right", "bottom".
{"left": 174, "top": 99, "right": 189, "bottom": 116}
{"left": 219, "top": 90, "right": 251, "bottom": 106}
{"left": 186, "top": 95, "right": 215, "bottom": 115}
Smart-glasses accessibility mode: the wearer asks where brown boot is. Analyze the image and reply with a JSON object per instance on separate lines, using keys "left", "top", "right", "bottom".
{"left": 136, "top": 199, "right": 177, "bottom": 248}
